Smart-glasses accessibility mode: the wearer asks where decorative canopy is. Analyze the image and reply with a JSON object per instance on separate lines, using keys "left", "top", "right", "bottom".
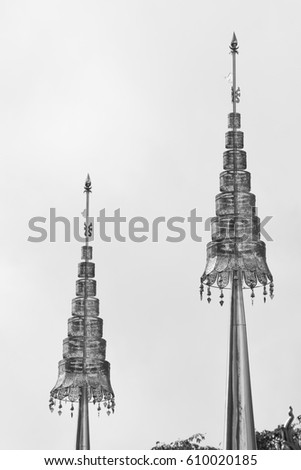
{"left": 49, "top": 176, "right": 115, "bottom": 417}
{"left": 200, "top": 34, "right": 274, "bottom": 305}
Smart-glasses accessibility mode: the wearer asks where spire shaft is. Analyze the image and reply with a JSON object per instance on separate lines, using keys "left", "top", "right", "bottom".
{"left": 85, "top": 174, "right": 91, "bottom": 249}
{"left": 224, "top": 271, "right": 257, "bottom": 449}
{"left": 225, "top": 35, "right": 256, "bottom": 450}
{"left": 230, "top": 34, "right": 239, "bottom": 250}
{"left": 83, "top": 175, "right": 91, "bottom": 375}
{"left": 232, "top": 43, "right": 237, "bottom": 116}
{"left": 77, "top": 174, "right": 92, "bottom": 450}
{"left": 76, "top": 384, "right": 90, "bottom": 450}
{"left": 230, "top": 32, "right": 239, "bottom": 118}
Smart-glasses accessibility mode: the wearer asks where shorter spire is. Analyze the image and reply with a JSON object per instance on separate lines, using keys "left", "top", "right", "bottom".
{"left": 49, "top": 175, "right": 115, "bottom": 449}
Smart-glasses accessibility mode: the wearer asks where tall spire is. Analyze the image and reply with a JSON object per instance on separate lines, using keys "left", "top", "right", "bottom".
{"left": 49, "top": 175, "right": 115, "bottom": 450}
{"left": 200, "top": 34, "right": 274, "bottom": 449}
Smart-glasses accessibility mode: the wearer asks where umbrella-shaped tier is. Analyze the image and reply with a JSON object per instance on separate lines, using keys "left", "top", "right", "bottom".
{"left": 200, "top": 111, "right": 274, "bottom": 304}
{"left": 50, "top": 245, "right": 114, "bottom": 416}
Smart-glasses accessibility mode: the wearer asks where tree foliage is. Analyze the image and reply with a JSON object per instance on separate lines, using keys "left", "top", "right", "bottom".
{"left": 152, "top": 433, "right": 219, "bottom": 450}
{"left": 256, "top": 425, "right": 301, "bottom": 450}
{"left": 152, "top": 417, "right": 301, "bottom": 450}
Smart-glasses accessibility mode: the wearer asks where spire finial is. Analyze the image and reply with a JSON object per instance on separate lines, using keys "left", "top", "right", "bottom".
{"left": 84, "top": 174, "right": 92, "bottom": 193}
{"left": 229, "top": 33, "right": 240, "bottom": 112}
{"left": 230, "top": 32, "right": 239, "bottom": 53}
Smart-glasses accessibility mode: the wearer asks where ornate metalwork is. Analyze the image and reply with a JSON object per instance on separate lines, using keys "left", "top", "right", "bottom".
{"left": 200, "top": 34, "right": 273, "bottom": 305}
{"left": 81, "top": 246, "right": 92, "bottom": 260}
{"left": 228, "top": 112, "right": 241, "bottom": 129}
{"left": 229, "top": 32, "right": 239, "bottom": 53}
{"left": 223, "top": 150, "right": 246, "bottom": 170}
{"left": 78, "top": 261, "right": 95, "bottom": 278}
{"left": 231, "top": 86, "right": 241, "bottom": 103}
{"left": 50, "top": 175, "right": 115, "bottom": 450}
{"left": 84, "top": 222, "right": 93, "bottom": 237}
{"left": 225, "top": 130, "right": 243, "bottom": 148}
{"left": 84, "top": 173, "right": 92, "bottom": 193}
{"left": 200, "top": 34, "right": 274, "bottom": 451}
{"left": 50, "top": 247, "right": 114, "bottom": 408}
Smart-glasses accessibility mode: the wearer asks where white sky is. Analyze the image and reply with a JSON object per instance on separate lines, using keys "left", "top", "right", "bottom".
{"left": 1, "top": 0, "right": 301, "bottom": 450}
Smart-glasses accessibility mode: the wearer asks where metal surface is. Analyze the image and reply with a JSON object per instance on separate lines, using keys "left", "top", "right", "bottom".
{"left": 76, "top": 384, "right": 90, "bottom": 450}
{"left": 200, "top": 33, "right": 273, "bottom": 302}
{"left": 200, "top": 34, "right": 274, "bottom": 449}
{"left": 78, "top": 174, "right": 91, "bottom": 450}
{"left": 50, "top": 175, "right": 115, "bottom": 449}
{"left": 225, "top": 271, "right": 257, "bottom": 449}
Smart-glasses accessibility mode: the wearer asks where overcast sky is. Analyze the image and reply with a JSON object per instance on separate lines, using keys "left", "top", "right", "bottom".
{"left": 1, "top": 0, "right": 301, "bottom": 450}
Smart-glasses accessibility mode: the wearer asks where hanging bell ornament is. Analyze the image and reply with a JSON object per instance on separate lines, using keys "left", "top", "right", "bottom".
{"left": 269, "top": 282, "right": 274, "bottom": 299}
{"left": 200, "top": 280, "right": 204, "bottom": 300}
{"left": 207, "top": 286, "right": 212, "bottom": 303}
{"left": 263, "top": 285, "right": 267, "bottom": 303}
{"left": 251, "top": 288, "right": 255, "bottom": 305}
{"left": 219, "top": 289, "right": 224, "bottom": 306}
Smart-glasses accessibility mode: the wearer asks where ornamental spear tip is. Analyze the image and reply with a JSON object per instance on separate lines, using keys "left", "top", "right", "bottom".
{"left": 230, "top": 32, "right": 238, "bottom": 53}
{"left": 229, "top": 32, "right": 240, "bottom": 110}
{"left": 84, "top": 174, "right": 92, "bottom": 192}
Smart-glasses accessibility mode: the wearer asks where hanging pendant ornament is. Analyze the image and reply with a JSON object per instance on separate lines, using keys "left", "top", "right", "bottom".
{"left": 269, "top": 282, "right": 274, "bottom": 299}
{"left": 49, "top": 397, "right": 54, "bottom": 413}
{"left": 207, "top": 286, "right": 212, "bottom": 303}
{"left": 251, "top": 288, "right": 255, "bottom": 306}
{"left": 263, "top": 285, "right": 267, "bottom": 303}
{"left": 219, "top": 289, "right": 224, "bottom": 306}
{"left": 200, "top": 280, "right": 204, "bottom": 300}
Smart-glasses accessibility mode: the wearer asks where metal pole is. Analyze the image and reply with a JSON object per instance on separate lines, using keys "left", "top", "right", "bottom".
{"left": 76, "top": 383, "right": 90, "bottom": 450}
{"left": 225, "top": 270, "right": 257, "bottom": 449}
{"left": 76, "top": 175, "right": 91, "bottom": 450}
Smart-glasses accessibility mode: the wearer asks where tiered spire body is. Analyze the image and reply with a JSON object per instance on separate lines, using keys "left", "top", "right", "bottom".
{"left": 200, "top": 34, "right": 274, "bottom": 450}
{"left": 200, "top": 33, "right": 273, "bottom": 305}
{"left": 49, "top": 175, "right": 114, "bottom": 449}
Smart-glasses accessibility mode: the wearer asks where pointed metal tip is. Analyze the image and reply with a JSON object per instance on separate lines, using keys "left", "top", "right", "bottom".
{"left": 230, "top": 32, "right": 238, "bottom": 52}
{"left": 84, "top": 173, "right": 92, "bottom": 192}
